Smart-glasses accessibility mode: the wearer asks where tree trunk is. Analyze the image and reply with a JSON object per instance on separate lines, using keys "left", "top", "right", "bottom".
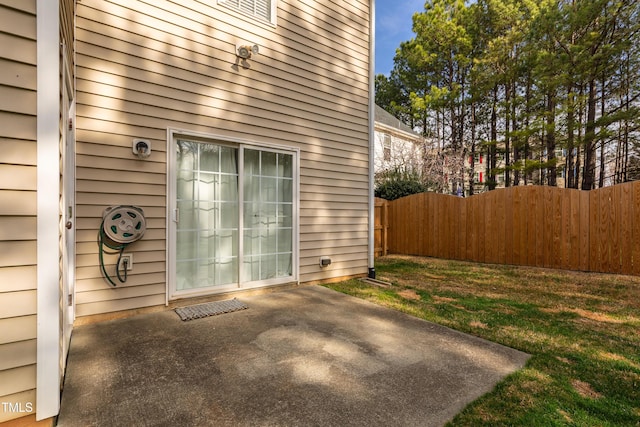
{"left": 469, "top": 102, "right": 476, "bottom": 196}
{"left": 504, "top": 82, "right": 511, "bottom": 187}
{"left": 489, "top": 86, "right": 498, "bottom": 190}
{"left": 565, "top": 84, "right": 575, "bottom": 188}
{"left": 598, "top": 73, "right": 606, "bottom": 188}
{"left": 581, "top": 79, "right": 597, "bottom": 190}
{"left": 546, "top": 92, "right": 557, "bottom": 187}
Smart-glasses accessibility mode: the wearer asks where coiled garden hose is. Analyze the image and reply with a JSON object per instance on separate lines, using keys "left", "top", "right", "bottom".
{"left": 98, "top": 205, "right": 146, "bottom": 287}
{"left": 98, "top": 217, "right": 128, "bottom": 287}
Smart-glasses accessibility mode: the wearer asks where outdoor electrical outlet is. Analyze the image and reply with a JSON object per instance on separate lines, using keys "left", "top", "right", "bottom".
{"left": 119, "top": 254, "right": 133, "bottom": 271}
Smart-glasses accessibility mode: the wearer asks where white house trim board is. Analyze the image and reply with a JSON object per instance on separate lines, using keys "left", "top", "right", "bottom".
{"left": 368, "top": 0, "right": 376, "bottom": 278}
{"left": 36, "top": 0, "right": 62, "bottom": 420}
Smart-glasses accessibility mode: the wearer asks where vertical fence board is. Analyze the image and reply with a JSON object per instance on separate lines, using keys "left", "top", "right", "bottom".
{"left": 458, "top": 199, "right": 468, "bottom": 260}
{"left": 542, "top": 187, "right": 553, "bottom": 268}
{"left": 491, "top": 191, "right": 500, "bottom": 264}
{"left": 589, "top": 191, "right": 600, "bottom": 271}
{"left": 445, "top": 195, "right": 454, "bottom": 259}
{"left": 519, "top": 186, "right": 530, "bottom": 266}
{"left": 620, "top": 183, "right": 632, "bottom": 274}
{"left": 438, "top": 195, "right": 447, "bottom": 258}
{"left": 391, "top": 198, "right": 399, "bottom": 253}
{"left": 483, "top": 193, "right": 490, "bottom": 263}
{"left": 532, "top": 188, "right": 543, "bottom": 267}
{"left": 561, "top": 189, "right": 571, "bottom": 269}
{"left": 611, "top": 185, "right": 622, "bottom": 273}
{"left": 568, "top": 190, "right": 580, "bottom": 270}
{"left": 467, "top": 194, "right": 477, "bottom": 261}
{"left": 552, "top": 188, "right": 563, "bottom": 269}
{"left": 600, "top": 188, "right": 612, "bottom": 272}
{"left": 427, "top": 193, "right": 438, "bottom": 256}
{"left": 415, "top": 193, "right": 424, "bottom": 256}
{"left": 633, "top": 182, "right": 640, "bottom": 275}
{"left": 504, "top": 188, "right": 514, "bottom": 265}
{"left": 580, "top": 190, "right": 591, "bottom": 271}
{"left": 511, "top": 187, "right": 522, "bottom": 265}
{"left": 449, "top": 196, "right": 462, "bottom": 259}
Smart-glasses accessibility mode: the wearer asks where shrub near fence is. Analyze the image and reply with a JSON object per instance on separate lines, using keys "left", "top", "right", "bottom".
{"left": 377, "top": 181, "right": 640, "bottom": 276}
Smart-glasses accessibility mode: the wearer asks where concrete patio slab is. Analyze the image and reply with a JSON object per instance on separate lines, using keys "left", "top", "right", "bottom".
{"left": 56, "top": 285, "right": 529, "bottom": 426}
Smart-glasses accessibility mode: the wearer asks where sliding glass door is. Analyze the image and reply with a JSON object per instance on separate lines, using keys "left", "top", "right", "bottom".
{"left": 172, "top": 137, "right": 296, "bottom": 296}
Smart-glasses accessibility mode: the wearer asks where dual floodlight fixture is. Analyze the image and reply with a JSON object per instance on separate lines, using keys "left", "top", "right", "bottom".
{"left": 236, "top": 43, "right": 259, "bottom": 60}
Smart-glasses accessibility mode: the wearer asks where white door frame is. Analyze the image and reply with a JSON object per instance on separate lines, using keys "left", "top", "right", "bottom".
{"left": 166, "top": 128, "right": 300, "bottom": 300}
{"left": 61, "top": 48, "right": 76, "bottom": 361}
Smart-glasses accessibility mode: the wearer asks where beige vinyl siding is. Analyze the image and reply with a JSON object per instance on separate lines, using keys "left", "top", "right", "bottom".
{"left": 0, "top": 2, "right": 38, "bottom": 421}
{"left": 75, "top": 0, "right": 370, "bottom": 315}
{"left": 60, "top": 0, "right": 74, "bottom": 75}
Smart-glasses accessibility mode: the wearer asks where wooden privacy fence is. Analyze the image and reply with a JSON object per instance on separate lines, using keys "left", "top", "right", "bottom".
{"left": 376, "top": 182, "right": 640, "bottom": 276}
{"left": 374, "top": 197, "right": 389, "bottom": 257}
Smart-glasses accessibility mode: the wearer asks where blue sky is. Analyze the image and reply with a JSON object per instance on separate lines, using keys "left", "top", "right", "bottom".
{"left": 375, "top": 0, "right": 425, "bottom": 76}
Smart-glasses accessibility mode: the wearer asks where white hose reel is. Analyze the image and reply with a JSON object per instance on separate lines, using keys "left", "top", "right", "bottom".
{"left": 102, "top": 205, "right": 146, "bottom": 244}
{"left": 99, "top": 205, "right": 146, "bottom": 286}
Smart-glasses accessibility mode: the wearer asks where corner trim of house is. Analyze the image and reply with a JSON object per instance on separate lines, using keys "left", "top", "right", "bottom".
{"left": 367, "top": 0, "right": 376, "bottom": 279}
{"left": 36, "top": 0, "right": 62, "bottom": 421}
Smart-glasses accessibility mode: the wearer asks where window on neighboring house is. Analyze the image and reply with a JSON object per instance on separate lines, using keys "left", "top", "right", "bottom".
{"left": 383, "top": 134, "right": 391, "bottom": 162}
{"left": 218, "top": 0, "right": 276, "bottom": 25}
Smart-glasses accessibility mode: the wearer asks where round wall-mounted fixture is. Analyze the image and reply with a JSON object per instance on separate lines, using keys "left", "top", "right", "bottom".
{"left": 133, "top": 139, "right": 151, "bottom": 159}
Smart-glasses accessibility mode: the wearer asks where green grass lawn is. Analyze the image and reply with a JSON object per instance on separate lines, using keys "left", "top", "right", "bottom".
{"left": 325, "top": 255, "right": 640, "bottom": 426}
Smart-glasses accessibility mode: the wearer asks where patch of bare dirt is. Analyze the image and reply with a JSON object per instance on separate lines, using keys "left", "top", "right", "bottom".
{"left": 571, "top": 379, "right": 602, "bottom": 399}
{"left": 469, "top": 320, "right": 488, "bottom": 329}
{"left": 432, "top": 295, "right": 456, "bottom": 303}
{"left": 555, "top": 356, "right": 572, "bottom": 365}
{"left": 398, "top": 289, "right": 421, "bottom": 300}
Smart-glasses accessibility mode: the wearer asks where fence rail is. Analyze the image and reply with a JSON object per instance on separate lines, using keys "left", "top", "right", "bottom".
{"left": 375, "top": 182, "right": 640, "bottom": 276}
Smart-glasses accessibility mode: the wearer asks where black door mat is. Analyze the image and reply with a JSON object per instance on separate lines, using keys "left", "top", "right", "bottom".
{"left": 174, "top": 298, "right": 248, "bottom": 321}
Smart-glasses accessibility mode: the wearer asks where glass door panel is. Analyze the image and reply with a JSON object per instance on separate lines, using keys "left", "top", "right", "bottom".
{"left": 242, "top": 149, "right": 293, "bottom": 282}
{"left": 176, "top": 140, "right": 239, "bottom": 291}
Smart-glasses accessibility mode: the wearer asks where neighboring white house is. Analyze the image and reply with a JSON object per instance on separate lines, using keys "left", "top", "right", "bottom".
{"left": 374, "top": 105, "right": 424, "bottom": 175}
{"left": 0, "top": 1, "right": 374, "bottom": 424}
